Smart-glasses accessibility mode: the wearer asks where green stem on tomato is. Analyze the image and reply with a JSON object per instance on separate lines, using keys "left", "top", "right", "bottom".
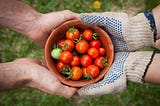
{"left": 60, "top": 66, "right": 73, "bottom": 79}
{"left": 102, "top": 59, "right": 108, "bottom": 66}
{"left": 93, "top": 32, "right": 99, "bottom": 40}
{"left": 84, "top": 73, "right": 94, "bottom": 80}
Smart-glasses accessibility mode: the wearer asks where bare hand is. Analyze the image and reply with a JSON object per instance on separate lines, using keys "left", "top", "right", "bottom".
{"left": 28, "top": 10, "right": 79, "bottom": 47}
{"left": 8, "top": 58, "right": 77, "bottom": 98}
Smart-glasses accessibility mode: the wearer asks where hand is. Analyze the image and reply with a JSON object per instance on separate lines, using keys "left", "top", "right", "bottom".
{"left": 80, "top": 11, "right": 156, "bottom": 52}
{"left": 0, "top": 58, "right": 77, "bottom": 99}
{"left": 28, "top": 10, "right": 79, "bottom": 48}
{"left": 78, "top": 51, "right": 154, "bottom": 97}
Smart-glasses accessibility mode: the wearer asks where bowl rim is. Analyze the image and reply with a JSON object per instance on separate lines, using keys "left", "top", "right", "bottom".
{"left": 44, "top": 19, "right": 114, "bottom": 87}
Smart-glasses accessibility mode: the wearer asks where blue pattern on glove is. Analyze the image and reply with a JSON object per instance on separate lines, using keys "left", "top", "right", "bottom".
{"left": 81, "top": 14, "right": 129, "bottom": 52}
{"left": 81, "top": 52, "right": 129, "bottom": 90}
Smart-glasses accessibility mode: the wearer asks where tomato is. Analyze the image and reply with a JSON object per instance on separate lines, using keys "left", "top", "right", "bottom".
{"left": 66, "top": 27, "right": 80, "bottom": 40}
{"left": 59, "top": 39, "right": 74, "bottom": 51}
{"left": 71, "top": 56, "right": 81, "bottom": 67}
{"left": 75, "top": 40, "right": 89, "bottom": 54}
{"left": 81, "top": 55, "right": 92, "bottom": 67}
{"left": 86, "top": 65, "right": 99, "bottom": 79}
{"left": 99, "top": 47, "right": 106, "bottom": 56}
{"left": 51, "top": 48, "right": 62, "bottom": 60}
{"left": 82, "top": 29, "right": 93, "bottom": 41}
{"left": 56, "top": 61, "right": 68, "bottom": 71}
{"left": 89, "top": 40, "right": 101, "bottom": 49}
{"left": 60, "top": 51, "right": 73, "bottom": 63}
{"left": 87, "top": 47, "right": 99, "bottom": 59}
{"left": 94, "top": 56, "right": 108, "bottom": 69}
{"left": 82, "top": 67, "right": 87, "bottom": 78}
{"left": 71, "top": 67, "right": 83, "bottom": 80}
{"left": 58, "top": 39, "right": 65, "bottom": 48}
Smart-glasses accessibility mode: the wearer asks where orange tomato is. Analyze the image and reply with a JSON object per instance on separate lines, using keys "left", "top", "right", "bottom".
{"left": 71, "top": 67, "right": 83, "bottom": 80}
{"left": 66, "top": 27, "right": 80, "bottom": 40}
{"left": 75, "top": 40, "right": 89, "bottom": 54}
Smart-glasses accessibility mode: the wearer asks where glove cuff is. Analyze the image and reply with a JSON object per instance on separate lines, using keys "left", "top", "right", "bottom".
{"left": 80, "top": 12, "right": 155, "bottom": 52}
{"left": 123, "top": 13, "right": 155, "bottom": 51}
{"left": 125, "top": 51, "right": 155, "bottom": 83}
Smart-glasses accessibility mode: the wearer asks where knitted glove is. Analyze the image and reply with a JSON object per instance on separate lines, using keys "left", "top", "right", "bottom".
{"left": 80, "top": 11, "right": 157, "bottom": 52}
{"left": 78, "top": 51, "right": 155, "bottom": 97}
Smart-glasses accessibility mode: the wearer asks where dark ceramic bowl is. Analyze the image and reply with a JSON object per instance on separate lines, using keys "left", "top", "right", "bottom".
{"left": 45, "top": 20, "right": 114, "bottom": 87}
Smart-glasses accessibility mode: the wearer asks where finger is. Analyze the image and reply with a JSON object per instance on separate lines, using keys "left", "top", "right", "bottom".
{"left": 61, "top": 10, "right": 80, "bottom": 21}
{"left": 54, "top": 84, "right": 78, "bottom": 99}
{"left": 32, "top": 69, "right": 78, "bottom": 98}
{"left": 77, "top": 80, "right": 104, "bottom": 97}
{"left": 40, "top": 58, "right": 48, "bottom": 69}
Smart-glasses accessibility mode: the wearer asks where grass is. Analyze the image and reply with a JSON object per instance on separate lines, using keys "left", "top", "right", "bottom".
{"left": 0, "top": 0, "right": 160, "bottom": 106}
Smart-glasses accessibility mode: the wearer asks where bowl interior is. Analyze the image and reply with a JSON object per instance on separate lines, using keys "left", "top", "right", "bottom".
{"left": 45, "top": 20, "right": 114, "bottom": 87}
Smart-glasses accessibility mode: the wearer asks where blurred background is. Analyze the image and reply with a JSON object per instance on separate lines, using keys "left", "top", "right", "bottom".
{"left": 0, "top": 0, "right": 160, "bottom": 106}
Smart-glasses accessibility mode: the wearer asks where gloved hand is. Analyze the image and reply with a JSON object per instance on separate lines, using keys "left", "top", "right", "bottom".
{"left": 78, "top": 51, "right": 155, "bottom": 97}
{"left": 77, "top": 11, "right": 157, "bottom": 97}
{"left": 80, "top": 11, "right": 157, "bottom": 52}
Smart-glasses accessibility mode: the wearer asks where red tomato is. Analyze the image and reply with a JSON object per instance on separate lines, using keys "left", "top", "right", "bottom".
{"left": 60, "top": 51, "right": 73, "bottom": 63}
{"left": 75, "top": 40, "right": 89, "bottom": 54}
{"left": 87, "top": 47, "right": 99, "bottom": 59}
{"left": 94, "top": 56, "right": 108, "bottom": 69}
{"left": 99, "top": 47, "right": 106, "bottom": 56}
{"left": 56, "top": 61, "right": 68, "bottom": 71}
{"left": 82, "top": 29, "right": 93, "bottom": 41}
{"left": 86, "top": 65, "right": 100, "bottom": 79}
{"left": 71, "top": 67, "right": 83, "bottom": 80}
{"left": 81, "top": 55, "right": 92, "bottom": 67}
{"left": 58, "top": 39, "right": 65, "bottom": 48}
{"left": 89, "top": 40, "right": 101, "bottom": 49}
{"left": 66, "top": 27, "right": 80, "bottom": 40}
{"left": 59, "top": 39, "right": 74, "bottom": 51}
{"left": 71, "top": 56, "right": 81, "bottom": 67}
{"left": 82, "top": 67, "right": 87, "bottom": 77}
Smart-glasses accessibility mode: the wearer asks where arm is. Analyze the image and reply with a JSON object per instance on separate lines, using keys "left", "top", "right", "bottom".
{"left": 0, "top": 0, "right": 40, "bottom": 39}
{"left": 145, "top": 5, "right": 160, "bottom": 82}
{"left": 152, "top": 5, "right": 160, "bottom": 39}
{"left": 0, "top": 0, "right": 79, "bottom": 47}
{"left": 144, "top": 54, "right": 160, "bottom": 84}
{"left": 0, "top": 58, "right": 77, "bottom": 98}
{"left": 152, "top": 5, "right": 160, "bottom": 49}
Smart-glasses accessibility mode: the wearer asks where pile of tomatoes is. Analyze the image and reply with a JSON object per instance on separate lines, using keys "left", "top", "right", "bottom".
{"left": 51, "top": 27, "right": 108, "bottom": 81}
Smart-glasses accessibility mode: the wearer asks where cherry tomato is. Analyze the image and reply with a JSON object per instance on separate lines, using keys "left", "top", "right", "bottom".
{"left": 94, "top": 56, "right": 108, "bottom": 69}
{"left": 81, "top": 55, "right": 92, "bottom": 67}
{"left": 86, "top": 65, "right": 99, "bottom": 79}
{"left": 71, "top": 67, "right": 83, "bottom": 80}
{"left": 87, "top": 47, "right": 99, "bottom": 59}
{"left": 56, "top": 61, "right": 68, "bottom": 71}
{"left": 58, "top": 39, "right": 65, "bottom": 48}
{"left": 82, "top": 29, "right": 93, "bottom": 41}
{"left": 75, "top": 40, "right": 89, "bottom": 54}
{"left": 59, "top": 39, "right": 74, "bottom": 51}
{"left": 66, "top": 27, "right": 80, "bottom": 40}
{"left": 82, "top": 67, "right": 87, "bottom": 78}
{"left": 60, "top": 51, "right": 73, "bottom": 63}
{"left": 71, "top": 56, "right": 81, "bottom": 67}
{"left": 89, "top": 40, "right": 101, "bottom": 49}
{"left": 99, "top": 47, "right": 106, "bottom": 56}
{"left": 51, "top": 48, "right": 62, "bottom": 60}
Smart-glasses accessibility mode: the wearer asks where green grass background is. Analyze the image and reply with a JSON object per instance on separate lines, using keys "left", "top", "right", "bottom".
{"left": 0, "top": 0, "right": 160, "bottom": 106}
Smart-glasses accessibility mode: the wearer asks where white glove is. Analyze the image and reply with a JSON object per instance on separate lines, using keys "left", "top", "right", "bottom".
{"left": 78, "top": 51, "right": 154, "bottom": 97}
{"left": 80, "top": 11, "right": 157, "bottom": 52}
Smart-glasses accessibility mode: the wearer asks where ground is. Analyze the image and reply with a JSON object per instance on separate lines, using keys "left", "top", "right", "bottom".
{"left": 0, "top": 0, "right": 160, "bottom": 106}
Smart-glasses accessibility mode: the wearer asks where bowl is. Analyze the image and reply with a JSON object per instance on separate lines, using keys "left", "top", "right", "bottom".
{"left": 45, "top": 20, "right": 114, "bottom": 87}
